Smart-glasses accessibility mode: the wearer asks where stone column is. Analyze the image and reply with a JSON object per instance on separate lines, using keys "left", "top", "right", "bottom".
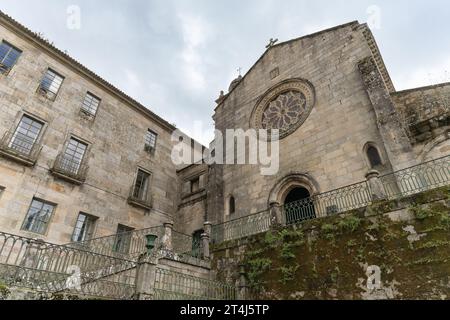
{"left": 134, "top": 254, "right": 158, "bottom": 300}
{"left": 237, "top": 264, "right": 249, "bottom": 300}
{"left": 203, "top": 221, "right": 212, "bottom": 236}
{"left": 365, "top": 170, "right": 387, "bottom": 201}
{"left": 201, "top": 232, "right": 210, "bottom": 260}
{"left": 202, "top": 221, "right": 212, "bottom": 259}
{"left": 269, "top": 201, "right": 283, "bottom": 227}
{"left": 358, "top": 56, "right": 417, "bottom": 171}
{"left": 161, "top": 222, "right": 173, "bottom": 252}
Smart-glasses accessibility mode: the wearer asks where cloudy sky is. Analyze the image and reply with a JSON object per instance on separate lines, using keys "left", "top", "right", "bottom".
{"left": 2, "top": 1, "right": 450, "bottom": 145}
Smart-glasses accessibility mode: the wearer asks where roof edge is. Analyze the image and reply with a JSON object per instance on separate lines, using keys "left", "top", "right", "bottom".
{"left": 214, "top": 21, "right": 361, "bottom": 111}
{"left": 391, "top": 81, "right": 450, "bottom": 96}
{"left": 0, "top": 10, "right": 176, "bottom": 133}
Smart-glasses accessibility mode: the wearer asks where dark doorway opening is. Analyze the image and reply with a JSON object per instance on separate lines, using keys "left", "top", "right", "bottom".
{"left": 284, "top": 187, "right": 316, "bottom": 224}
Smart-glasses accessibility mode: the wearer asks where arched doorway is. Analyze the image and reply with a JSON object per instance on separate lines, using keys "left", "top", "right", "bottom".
{"left": 284, "top": 187, "right": 316, "bottom": 225}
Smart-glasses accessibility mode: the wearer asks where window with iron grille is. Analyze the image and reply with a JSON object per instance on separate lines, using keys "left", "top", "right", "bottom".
{"left": 132, "top": 169, "right": 150, "bottom": 201}
{"left": 145, "top": 130, "right": 157, "bottom": 152}
{"left": 0, "top": 41, "right": 21, "bottom": 74}
{"left": 22, "top": 198, "right": 55, "bottom": 235}
{"left": 39, "top": 68, "right": 64, "bottom": 99}
{"left": 61, "top": 138, "right": 87, "bottom": 175}
{"left": 9, "top": 115, "right": 44, "bottom": 156}
{"left": 72, "top": 212, "right": 97, "bottom": 242}
{"left": 81, "top": 92, "right": 101, "bottom": 116}
{"left": 113, "top": 224, "right": 134, "bottom": 253}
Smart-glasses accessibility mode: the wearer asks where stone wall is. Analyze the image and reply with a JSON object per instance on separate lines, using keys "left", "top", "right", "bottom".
{"left": 0, "top": 19, "right": 179, "bottom": 244}
{"left": 391, "top": 83, "right": 450, "bottom": 162}
{"left": 211, "top": 187, "right": 450, "bottom": 300}
{"left": 211, "top": 22, "right": 400, "bottom": 222}
{"left": 175, "top": 163, "right": 208, "bottom": 235}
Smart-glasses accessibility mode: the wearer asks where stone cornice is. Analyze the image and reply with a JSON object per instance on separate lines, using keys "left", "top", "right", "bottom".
{"left": 358, "top": 23, "right": 396, "bottom": 93}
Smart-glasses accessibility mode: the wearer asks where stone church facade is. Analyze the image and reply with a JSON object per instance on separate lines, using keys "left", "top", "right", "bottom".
{"left": 0, "top": 11, "right": 448, "bottom": 246}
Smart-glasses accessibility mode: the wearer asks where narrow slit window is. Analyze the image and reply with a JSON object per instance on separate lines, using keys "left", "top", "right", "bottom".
{"left": 367, "top": 146, "right": 382, "bottom": 168}
{"left": 191, "top": 177, "right": 200, "bottom": 193}
{"left": 229, "top": 196, "right": 236, "bottom": 215}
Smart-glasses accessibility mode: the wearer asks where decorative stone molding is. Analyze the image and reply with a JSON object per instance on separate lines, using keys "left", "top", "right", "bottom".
{"left": 268, "top": 172, "right": 320, "bottom": 206}
{"left": 250, "top": 78, "right": 316, "bottom": 139}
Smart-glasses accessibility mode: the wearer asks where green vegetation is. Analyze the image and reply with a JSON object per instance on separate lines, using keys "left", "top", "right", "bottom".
{"left": 235, "top": 187, "right": 450, "bottom": 300}
{"left": 0, "top": 282, "right": 10, "bottom": 300}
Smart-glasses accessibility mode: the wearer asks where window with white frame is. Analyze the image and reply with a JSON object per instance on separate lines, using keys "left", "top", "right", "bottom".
{"left": 72, "top": 212, "right": 97, "bottom": 242}
{"left": 39, "top": 68, "right": 64, "bottom": 100}
{"left": 144, "top": 130, "right": 157, "bottom": 152}
{"left": 60, "top": 138, "right": 88, "bottom": 175}
{"left": 9, "top": 115, "right": 44, "bottom": 156}
{"left": 81, "top": 92, "right": 101, "bottom": 116}
{"left": 132, "top": 169, "right": 150, "bottom": 201}
{"left": 0, "top": 41, "right": 21, "bottom": 74}
{"left": 22, "top": 198, "right": 55, "bottom": 235}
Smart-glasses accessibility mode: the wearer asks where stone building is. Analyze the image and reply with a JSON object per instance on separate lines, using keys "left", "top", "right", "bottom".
{"left": 0, "top": 11, "right": 189, "bottom": 244}
{"left": 207, "top": 21, "right": 449, "bottom": 225}
{"left": 0, "top": 11, "right": 448, "bottom": 247}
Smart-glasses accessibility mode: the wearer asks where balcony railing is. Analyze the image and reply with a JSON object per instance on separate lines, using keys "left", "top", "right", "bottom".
{"left": 67, "top": 226, "right": 165, "bottom": 261}
{"left": 0, "top": 62, "right": 11, "bottom": 75}
{"left": 127, "top": 186, "right": 152, "bottom": 210}
{"left": 0, "top": 231, "right": 136, "bottom": 299}
{"left": 153, "top": 267, "right": 236, "bottom": 300}
{"left": 37, "top": 86, "right": 57, "bottom": 101}
{"left": 50, "top": 153, "right": 89, "bottom": 185}
{"left": 0, "top": 130, "right": 42, "bottom": 166}
{"left": 212, "top": 155, "right": 450, "bottom": 243}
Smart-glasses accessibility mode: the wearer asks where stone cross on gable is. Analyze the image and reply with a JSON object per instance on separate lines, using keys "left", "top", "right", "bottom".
{"left": 266, "top": 38, "right": 279, "bottom": 49}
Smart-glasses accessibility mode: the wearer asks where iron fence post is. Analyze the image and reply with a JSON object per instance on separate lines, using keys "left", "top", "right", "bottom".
{"left": 365, "top": 170, "right": 387, "bottom": 201}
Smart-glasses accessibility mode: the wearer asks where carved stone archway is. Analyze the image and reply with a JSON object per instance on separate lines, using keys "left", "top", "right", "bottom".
{"left": 268, "top": 172, "right": 320, "bottom": 207}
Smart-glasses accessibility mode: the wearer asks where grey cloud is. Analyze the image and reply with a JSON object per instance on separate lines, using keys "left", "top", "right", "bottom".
{"left": 2, "top": 0, "right": 450, "bottom": 144}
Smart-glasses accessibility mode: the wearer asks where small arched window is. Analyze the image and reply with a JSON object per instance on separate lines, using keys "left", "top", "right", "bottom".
{"left": 229, "top": 196, "right": 236, "bottom": 215}
{"left": 367, "top": 146, "right": 382, "bottom": 168}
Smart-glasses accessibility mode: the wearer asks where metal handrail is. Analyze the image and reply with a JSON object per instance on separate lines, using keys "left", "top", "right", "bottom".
{"left": 0, "top": 130, "right": 42, "bottom": 163}
{"left": 153, "top": 267, "right": 236, "bottom": 300}
{"left": 211, "top": 155, "right": 450, "bottom": 242}
{"left": 0, "top": 231, "right": 136, "bottom": 299}
{"left": 51, "top": 152, "right": 89, "bottom": 182}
